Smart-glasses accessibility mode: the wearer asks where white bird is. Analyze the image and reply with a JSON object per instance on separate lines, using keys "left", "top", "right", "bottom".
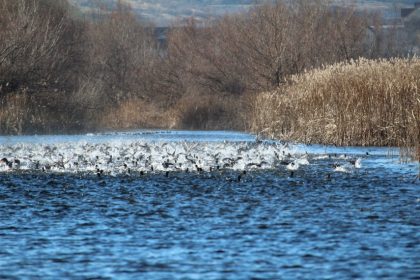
{"left": 354, "top": 158, "right": 362, "bottom": 169}
{"left": 347, "top": 157, "right": 362, "bottom": 169}
{"left": 0, "top": 158, "right": 12, "bottom": 171}
{"left": 286, "top": 162, "right": 299, "bottom": 171}
{"left": 334, "top": 165, "right": 349, "bottom": 173}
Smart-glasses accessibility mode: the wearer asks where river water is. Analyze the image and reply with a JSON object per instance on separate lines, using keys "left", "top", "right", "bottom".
{"left": 0, "top": 131, "right": 418, "bottom": 279}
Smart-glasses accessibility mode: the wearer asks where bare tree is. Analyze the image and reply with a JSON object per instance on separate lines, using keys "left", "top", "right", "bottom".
{"left": 0, "top": 0, "right": 83, "bottom": 95}
{"left": 86, "top": 0, "right": 161, "bottom": 104}
{"left": 166, "top": 0, "right": 377, "bottom": 97}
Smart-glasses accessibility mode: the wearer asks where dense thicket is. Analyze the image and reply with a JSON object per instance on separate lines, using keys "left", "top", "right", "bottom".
{"left": 252, "top": 58, "right": 420, "bottom": 150}
{"left": 0, "top": 0, "right": 416, "bottom": 135}
{"left": 0, "top": 0, "right": 162, "bottom": 133}
{"left": 0, "top": 0, "right": 87, "bottom": 133}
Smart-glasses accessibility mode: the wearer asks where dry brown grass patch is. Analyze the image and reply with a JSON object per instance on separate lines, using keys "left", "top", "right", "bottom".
{"left": 0, "top": 92, "right": 92, "bottom": 135}
{"left": 99, "top": 98, "right": 175, "bottom": 130}
{"left": 252, "top": 58, "right": 420, "bottom": 153}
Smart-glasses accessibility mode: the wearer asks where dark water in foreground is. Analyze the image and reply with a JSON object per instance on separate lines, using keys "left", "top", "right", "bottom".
{"left": 1, "top": 166, "right": 419, "bottom": 279}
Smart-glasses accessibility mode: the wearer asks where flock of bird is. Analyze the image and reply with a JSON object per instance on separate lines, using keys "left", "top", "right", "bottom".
{"left": 0, "top": 140, "right": 363, "bottom": 176}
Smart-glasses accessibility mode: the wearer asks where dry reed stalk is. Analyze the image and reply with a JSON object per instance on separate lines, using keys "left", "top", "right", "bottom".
{"left": 0, "top": 94, "right": 47, "bottom": 135}
{"left": 252, "top": 58, "right": 420, "bottom": 153}
{"left": 99, "top": 98, "right": 175, "bottom": 130}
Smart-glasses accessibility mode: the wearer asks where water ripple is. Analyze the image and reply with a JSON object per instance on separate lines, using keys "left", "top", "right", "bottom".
{"left": 0, "top": 131, "right": 418, "bottom": 279}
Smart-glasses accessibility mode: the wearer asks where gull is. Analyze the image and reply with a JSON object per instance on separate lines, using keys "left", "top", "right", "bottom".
{"left": 0, "top": 158, "right": 12, "bottom": 171}
{"left": 286, "top": 162, "right": 299, "bottom": 171}
{"left": 332, "top": 163, "right": 349, "bottom": 173}
{"left": 0, "top": 158, "right": 21, "bottom": 170}
{"left": 349, "top": 158, "right": 362, "bottom": 169}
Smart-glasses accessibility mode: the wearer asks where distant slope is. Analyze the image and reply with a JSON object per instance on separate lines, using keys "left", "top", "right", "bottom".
{"left": 348, "top": 0, "right": 419, "bottom": 19}
{"left": 68, "top": 0, "right": 420, "bottom": 25}
{"left": 68, "top": 0, "right": 258, "bottom": 25}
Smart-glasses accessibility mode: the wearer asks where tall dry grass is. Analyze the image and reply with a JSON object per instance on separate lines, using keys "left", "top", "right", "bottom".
{"left": 99, "top": 98, "right": 176, "bottom": 130}
{"left": 252, "top": 58, "right": 420, "bottom": 152}
{"left": 0, "top": 91, "right": 98, "bottom": 135}
{"left": 0, "top": 92, "right": 248, "bottom": 135}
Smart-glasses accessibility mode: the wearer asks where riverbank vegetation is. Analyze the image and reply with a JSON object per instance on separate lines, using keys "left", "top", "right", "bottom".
{"left": 0, "top": 0, "right": 419, "bottom": 152}
{"left": 251, "top": 58, "right": 420, "bottom": 151}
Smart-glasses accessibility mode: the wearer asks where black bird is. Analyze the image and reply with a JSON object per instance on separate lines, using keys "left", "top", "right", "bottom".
{"left": 332, "top": 163, "right": 341, "bottom": 169}
{"left": 210, "top": 165, "right": 221, "bottom": 172}
{"left": 1, "top": 158, "right": 12, "bottom": 168}
{"left": 238, "top": 170, "right": 247, "bottom": 182}
{"left": 162, "top": 162, "right": 173, "bottom": 169}
{"left": 279, "top": 160, "right": 292, "bottom": 166}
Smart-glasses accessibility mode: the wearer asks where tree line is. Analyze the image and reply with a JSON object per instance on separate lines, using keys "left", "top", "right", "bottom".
{"left": 0, "top": 0, "right": 414, "bottom": 134}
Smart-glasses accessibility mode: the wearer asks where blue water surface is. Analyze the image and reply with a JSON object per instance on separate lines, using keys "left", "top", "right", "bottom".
{"left": 0, "top": 130, "right": 255, "bottom": 145}
{"left": 0, "top": 131, "right": 418, "bottom": 279}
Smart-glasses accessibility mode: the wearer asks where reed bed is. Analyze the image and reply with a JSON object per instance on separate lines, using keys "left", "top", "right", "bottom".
{"left": 0, "top": 93, "right": 248, "bottom": 135}
{"left": 98, "top": 94, "right": 247, "bottom": 131}
{"left": 99, "top": 98, "right": 175, "bottom": 130}
{"left": 252, "top": 58, "right": 420, "bottom": 154}
{"left": 0, "top": 92, "right": 98, "bottom": 135}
